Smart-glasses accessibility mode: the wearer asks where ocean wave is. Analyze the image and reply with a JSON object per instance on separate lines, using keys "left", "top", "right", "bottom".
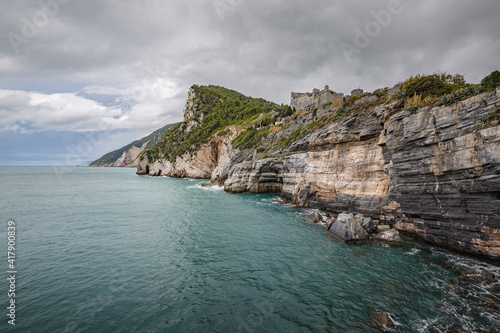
{"left": 187, "top": 183, "right": 225, "bottom": 191}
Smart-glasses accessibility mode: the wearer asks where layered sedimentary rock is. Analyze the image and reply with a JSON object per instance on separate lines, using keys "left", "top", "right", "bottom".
{"left": 382, "top": 91, "right": 500, "bottom": 258}
{"left": 280, "top": 112, "right": 389, "bottom": 216}
{"left": 137, "top": 128, "right": 239, "bottom": 179}
{"left": 109, "top": 142, "right": 148, "bottom": 167}
{"left": 138, "top": 86, "right": 500, "bottom": 260}
{"left": 223, "top": 88, "right": 500, "bottom": 259}
{"left": 223, "top": 158, "right": 283, "bottom": 193}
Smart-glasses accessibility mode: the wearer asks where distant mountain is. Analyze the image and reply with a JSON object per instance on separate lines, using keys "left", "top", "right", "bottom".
{"left": 89, "top": 123, "right": 177, "bottom": 167}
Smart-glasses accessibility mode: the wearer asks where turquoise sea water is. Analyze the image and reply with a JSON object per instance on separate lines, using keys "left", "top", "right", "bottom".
{"left": 0, "top": 167, "right": 499, "bottom": 332}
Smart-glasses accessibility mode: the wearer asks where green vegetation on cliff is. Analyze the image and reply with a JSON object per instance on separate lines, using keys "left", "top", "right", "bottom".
{"left": 481, "top": 70, "right": 500, "bottom": 92}
{"left": 396, "top": 71, "right": 500, "bottom": 110}
{"left": 142, "top": 71, "right": 500, "bottom": 165}
{"left": 144, "top": 85, "right": 291, "bottom": 162}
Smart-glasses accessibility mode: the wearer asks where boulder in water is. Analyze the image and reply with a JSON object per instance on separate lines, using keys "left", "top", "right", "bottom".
{"left": 328, "top": 213, "right": 368, "bottom": 242}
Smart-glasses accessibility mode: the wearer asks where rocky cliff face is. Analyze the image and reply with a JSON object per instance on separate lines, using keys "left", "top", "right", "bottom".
{"left": 222, "top": 88, "right": 500, "bottom": 259}
{"left": 137, "top": 125, "right": 241, "bottom": 179}
{"left": 108, "top": 142, "right": 148, "bottom": 167}
{"left": 138, "top": 84, "right": 500, "bottom": 260}
{"left": 383, "top": 91, "right": 500, "bottom": 258}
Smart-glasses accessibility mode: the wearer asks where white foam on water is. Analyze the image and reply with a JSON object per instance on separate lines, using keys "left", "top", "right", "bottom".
{"left": 415, "top": 318, "right": 440, "bottom": 333}
{"left": 188, "top": 183, "right": 225, "bottom": 191}
{"left": 405, "top": 248, "right": 421, "bottom": 256}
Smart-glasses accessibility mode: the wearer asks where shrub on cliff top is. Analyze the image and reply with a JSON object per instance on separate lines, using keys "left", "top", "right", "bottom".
{"left": 481, "top": 70, "right": 500, "bottom": 92}
{"left": 401, "top": 74, "right": 456, "bottom": 99}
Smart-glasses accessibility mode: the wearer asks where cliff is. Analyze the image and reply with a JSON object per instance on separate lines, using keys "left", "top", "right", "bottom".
{"left": 89, "top": 123, "right": 177, "bottom": 167}
{"left": 138, "top": 73, "right": 500, "bottom": 260}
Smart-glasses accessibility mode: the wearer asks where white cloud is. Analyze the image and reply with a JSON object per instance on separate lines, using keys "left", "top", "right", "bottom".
{"left": 0, "top": 79, "right": 184, "bottom": 134}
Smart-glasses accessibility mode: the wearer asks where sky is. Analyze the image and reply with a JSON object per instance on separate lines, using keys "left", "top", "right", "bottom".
{"left": 1, "top": 0, "right": 499, "bottom": 166}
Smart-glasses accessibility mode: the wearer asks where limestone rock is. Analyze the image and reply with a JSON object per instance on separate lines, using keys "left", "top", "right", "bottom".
{"left": 328, "top": 213, "right": 369, "bottom": 242}
{"left": 376, "top": 225, "right": 391, "bottom": 233}
{"left": 356, "top": 215, "right": 377, "bottom": 234}
{"left": 305, "top": 212, "right": 323, "bottom": 224}
{"left": 372, "top": 229, "right": 402, "bottom": 245}
{"left": 224, "top": 158, "right": 283, "bottom": 193}
{"left": 315, "top": 212, "right": 323, "bottom": 223}
{"left": 138, "top": 85, "right": 500, "bottom": 260}
{"left": 354, "top": 95, "right": 378, "bottom": 105}
{"left": 324, "top": 217, "right": 336, "bottom": 231}
{"left": 137, "top": 130, "right": 239, "bottom": 179}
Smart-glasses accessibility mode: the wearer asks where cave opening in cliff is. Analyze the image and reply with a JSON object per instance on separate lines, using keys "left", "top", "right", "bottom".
{"left": 145, "top": 165, "right": 149, "bottom": 174}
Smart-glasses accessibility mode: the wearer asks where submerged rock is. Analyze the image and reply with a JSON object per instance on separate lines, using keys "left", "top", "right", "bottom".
{"left": 454, "top": 267, "right": 475, "bottom": 276}
{"left": 370, "top": 311, "right": 396, "bottom": 329}
{"left": 448, "top": 283, "right": 465, "bottom": 296}
{"left": 372, "top": 229, "right": 402, "bottom": 245}
{"left": 328, "top": 213, "right": 368, "bottom": 242}
{"left": 437, "top": 260, "right": 451, "bottom": 268}
{"left": 481, "top": 270, "right": 497, "bottom": 283}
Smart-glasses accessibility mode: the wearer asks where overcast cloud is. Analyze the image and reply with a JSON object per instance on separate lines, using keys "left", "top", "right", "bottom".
{"left": 1, "top": 0, "right": 499, "bottom": 165}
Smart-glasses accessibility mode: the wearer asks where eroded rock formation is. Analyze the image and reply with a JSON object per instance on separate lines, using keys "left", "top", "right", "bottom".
{"left": 223, "top": 88, "right": 500, "bottom": 259}
{"left": 138, "top": 86, "right": 500, "bottom": 260}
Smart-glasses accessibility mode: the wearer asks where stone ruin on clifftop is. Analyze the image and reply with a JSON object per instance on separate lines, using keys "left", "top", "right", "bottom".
{"left": 290, "top": 85, "right": 364, "bottom": 111}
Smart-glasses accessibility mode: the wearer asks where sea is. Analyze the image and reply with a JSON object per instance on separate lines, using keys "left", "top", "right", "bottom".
{"left": 0, "top": 167, "right": 499, "bottom": 332}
